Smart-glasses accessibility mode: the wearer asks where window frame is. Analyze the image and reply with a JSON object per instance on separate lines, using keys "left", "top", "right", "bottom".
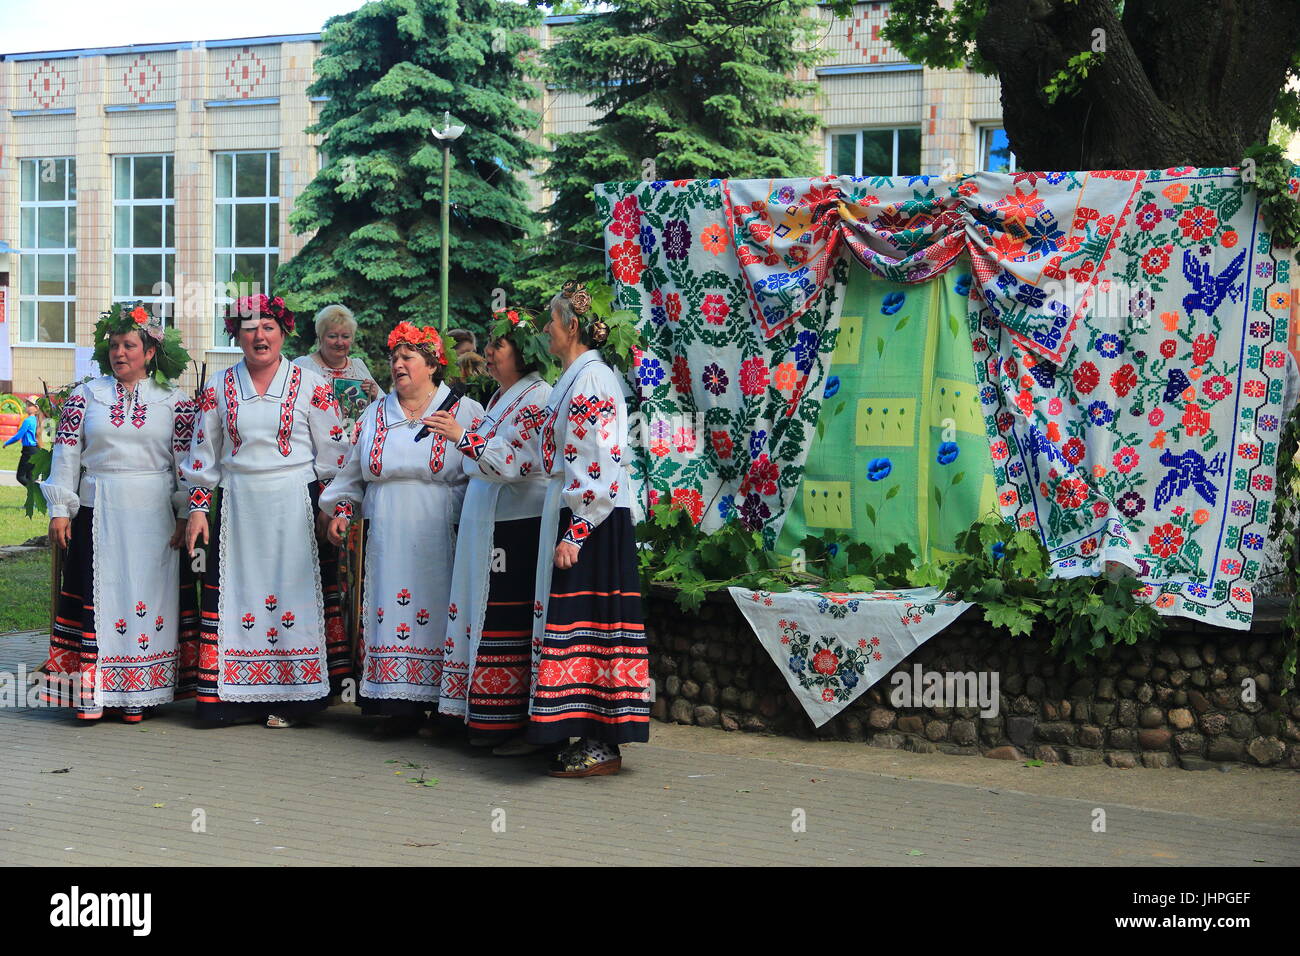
{"left": 824, "top": 127, "right": 922, "bottom": 178}
{"left": 17, "top": 157, "right": 77, "bottom": 346}
{"left": 112, "top": 153, "right": 176, "bottom": 327}
{"left": 978, "top": 125, "right": 1018, "bottom": 174}
{"left": 212, "top": 150, "right": 281, "bottom": 349}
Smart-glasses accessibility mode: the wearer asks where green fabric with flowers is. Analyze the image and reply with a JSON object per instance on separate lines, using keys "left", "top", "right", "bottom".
{"left": 777, "top": 260, "right": 996, "bottom": 561}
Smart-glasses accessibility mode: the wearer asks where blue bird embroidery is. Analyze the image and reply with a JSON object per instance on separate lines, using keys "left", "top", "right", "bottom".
{"left": 1152, "top": 449, "right": 1227, "bottom": 509}
{"left": 1181, "top": 248, "right": 1246, "bottom": 317}
{"left": 1024, "top": 424, "right": 1066, "bottom": 485}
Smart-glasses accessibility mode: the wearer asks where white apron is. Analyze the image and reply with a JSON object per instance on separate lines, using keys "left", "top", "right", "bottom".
{"left": 39, "top": 376, "right": 192, "bottom": 709}
{"left": 360, "top": 477, "right": 458, "bottom": 702}
{"left": 320, "top": 385, "right": 482, "bottom": 704}
{"left": 216, "top": 465, "right": 329, "bottom": 703}
{"left": 91, "top": 471, "right": 181, "bottom": 707}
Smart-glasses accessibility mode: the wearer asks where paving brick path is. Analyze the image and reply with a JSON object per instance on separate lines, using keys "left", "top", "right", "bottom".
{"left": 2, "top": 630, "right": 1296, "bottom": 866}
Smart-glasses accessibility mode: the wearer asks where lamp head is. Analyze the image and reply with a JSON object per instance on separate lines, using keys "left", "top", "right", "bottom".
{"left": 431, "top": 110, "right": 465, "bottom": 141}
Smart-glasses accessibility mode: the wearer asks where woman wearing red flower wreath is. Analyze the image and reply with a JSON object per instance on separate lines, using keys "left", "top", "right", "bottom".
{"left": 320, "top": 323, "right": 482, "bottom": 735}
{"left": 183, "top": 295, "right": 349, "bottom": 728}
{"left": 39, "top": 303, "right": 199, "bottom": 722}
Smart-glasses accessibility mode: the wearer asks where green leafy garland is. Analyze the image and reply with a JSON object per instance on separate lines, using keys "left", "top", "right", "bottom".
{"left": 639, "top": 507, "right": 1161, "bottom": 666}
{"left": 1242, "top": 146, "right": 1300, "bottom": 248}
{"left": 585, "top": 282, "right": 641, "bottom": 373}
{"left": 487, "top": 307, "right": 558, "bottom": 380}
{"left": 92, "top": 302, "right": 193, "bottom": 388}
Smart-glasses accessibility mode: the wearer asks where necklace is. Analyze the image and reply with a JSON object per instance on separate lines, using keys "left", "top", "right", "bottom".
{"left": 397, "top": 390, "right": 435, "bottom": 420}
{"left": 316, "top": 351, "right": 348, "bottom": 373}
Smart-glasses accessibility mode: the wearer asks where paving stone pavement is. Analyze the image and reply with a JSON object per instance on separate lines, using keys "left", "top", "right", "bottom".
{"left": 2, "top": 630, "right": 1297, "bottom": 866}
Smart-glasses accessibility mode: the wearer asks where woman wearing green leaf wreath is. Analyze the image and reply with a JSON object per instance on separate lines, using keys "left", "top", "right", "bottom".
{"left": 38, "top": 303, "right": 199, "bottom": 722}
{"left": 493, "top": 282, "right": 650, "bottom": 775}
{"left": 428, "top": 307, "right": 554, "bottom": 752}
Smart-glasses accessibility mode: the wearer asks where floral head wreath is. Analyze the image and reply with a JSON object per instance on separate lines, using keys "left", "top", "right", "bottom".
{"left": 488, "top": 307, "right": 557, "bottom": 376}
{"left": 387, "top": 322, "right": 448, "bottom": 366}
{"left": 559, "top": 280, "right": 614, "bottom": 345}
{"left": 556, "top": 280, "right": 640, "bottom": 369}
{"left": 561, "top": 280, "right": 592, "bottom": 316}
{"left": 93, "top": 302, "right": 193, "bottom": 385}
{"left": 224, "top": 294, "right": 296, "bottom": 339}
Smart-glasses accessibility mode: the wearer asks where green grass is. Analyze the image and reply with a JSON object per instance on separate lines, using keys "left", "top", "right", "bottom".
{"left": 0, "top": 552, "right": 51, "bottom": 633}
{"left": 0, "top": 483, "right": 51, "bottom": 634}
{"left": 0, "top": 485, "right": 44, "bottom": 547}
{"left": 0, "top": 442, "right": 20, "bottom": 472}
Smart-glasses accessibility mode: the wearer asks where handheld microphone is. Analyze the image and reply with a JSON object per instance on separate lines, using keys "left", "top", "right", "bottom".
{"left": 414, "top": 382, "right": 467, "bottom": 441}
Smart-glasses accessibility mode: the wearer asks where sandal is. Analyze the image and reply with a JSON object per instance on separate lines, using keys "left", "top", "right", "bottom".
{"left": 548, "top": 740, "right": 622, "bottom": 778}
{"left": 266, "top": 714, "right": 294, "bottom": 729}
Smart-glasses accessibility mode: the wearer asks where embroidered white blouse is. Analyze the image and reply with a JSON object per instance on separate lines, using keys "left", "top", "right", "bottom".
{"left": 293, "top": 353, "right": 384, "bottom": 396}
{"left": 182, "top": 358, "right": 346, "bottom": 512}
{"left": 40, "top": 375, "right": 197, "bottom": 519}
{"left": 537, "top": 353, "right": 632, "bottom": 550}
{"left": 453, "top": 373, "right": 552, "bottom": 521}
{"left": 318, "top": 384, "right": 485, "bottom": 520}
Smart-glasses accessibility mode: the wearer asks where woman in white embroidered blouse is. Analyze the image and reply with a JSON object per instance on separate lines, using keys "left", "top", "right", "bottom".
{"left": 39, "top": 304, "right": 197, "bottom": 723}
{"left": 183, "top": 295, "right": 349, "bottom": 729}
{"left": 319, "top": 323, "right": 482, "bottom": 736}
{"left": 523, "top": 282, "right": 650, "bottom": 777}
{"left": 427, "top": 309, "right": 553, "bottom": 752}
{"left": 294, "top": 304, "right": 382, "bottom": 437}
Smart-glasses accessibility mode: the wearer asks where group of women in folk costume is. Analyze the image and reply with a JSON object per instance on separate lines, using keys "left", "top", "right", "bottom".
{"left": 40, "top": 281, "right": 650, "bottom": 778}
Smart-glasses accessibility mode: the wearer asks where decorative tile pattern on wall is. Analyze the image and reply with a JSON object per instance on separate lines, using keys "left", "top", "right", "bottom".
{"left": 108, "top": 52, "right": 176, "bottom": 105}
{"left": 19, "top": 59, "right": 75, "bottom": 110}
{"left": 214, "top": 46, "right": 280, "bottom": 100}
{"left": 818, "top": 2, "right": 909, "bottom": 68}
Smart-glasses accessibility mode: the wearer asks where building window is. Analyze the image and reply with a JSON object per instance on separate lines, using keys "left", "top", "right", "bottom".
{"left": 17, "top": 158, "right": 76, "bottom": 344}
{"left": 980, "top": 127, "right": 1017, "bottom": 173}
{"left": 213, "top": 151, "right": 280, "bottom": 345}
{"left": 113, "top": 155, "right": 175, "bottom": 326}
{"left": 827, "top": 127, "right": 922, "bottom": 178}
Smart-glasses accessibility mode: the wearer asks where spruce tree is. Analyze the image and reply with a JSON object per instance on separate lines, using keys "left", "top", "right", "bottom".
{"left": 276, "top": 0, "right": 542, "bottom": 369}
{"left": 514, "top": 0, "right": 827, "bottom": 298}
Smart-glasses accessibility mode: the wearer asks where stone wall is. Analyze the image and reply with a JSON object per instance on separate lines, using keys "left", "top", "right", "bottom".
{"left": 646, "top": 590, "right": 1300, "bottom": 770}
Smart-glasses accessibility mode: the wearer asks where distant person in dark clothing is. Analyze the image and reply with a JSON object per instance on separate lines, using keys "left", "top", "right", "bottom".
{"left": 4, "top": 400, "right": 42, "bottom": 487}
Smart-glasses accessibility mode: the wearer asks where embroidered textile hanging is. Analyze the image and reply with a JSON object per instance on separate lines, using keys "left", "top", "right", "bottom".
{"left": 724, "top": 172, "right": 1144, "bottom": 363}
{"left": 600, "top": 169, "right": 1298, "bottom": 628}
{"left": 970, "top": 170, "right": 1294, "bottom": 628}
{"left": 729, "top": 586, "right": 972, "bottom": 728}
{"left": 595, "top": 180, "right": 846, "bottom": 546}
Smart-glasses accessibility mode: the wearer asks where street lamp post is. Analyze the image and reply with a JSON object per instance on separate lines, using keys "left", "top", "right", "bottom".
{"left": 431, "top": 111, "right": 465, "bottom": 333}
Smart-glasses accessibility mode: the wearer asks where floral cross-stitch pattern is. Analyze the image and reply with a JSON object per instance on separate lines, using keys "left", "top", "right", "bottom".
{"left": 972, "top": 169, "right": 1295, "bottom": 627}
{"left": 601, "top": 170, "right": 1297, "bottom": 629}
{"left": 597, "top": 180, "right": 846, "bottom": 546}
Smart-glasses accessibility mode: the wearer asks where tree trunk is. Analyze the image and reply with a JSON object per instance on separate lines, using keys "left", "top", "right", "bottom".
{"left": 977, "top": 0, "right": 1300, "bottom": 170}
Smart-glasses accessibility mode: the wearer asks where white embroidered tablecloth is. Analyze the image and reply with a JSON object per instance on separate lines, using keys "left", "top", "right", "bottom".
{"left": 729, "top": 586, "right": 972, "bottom": 727}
